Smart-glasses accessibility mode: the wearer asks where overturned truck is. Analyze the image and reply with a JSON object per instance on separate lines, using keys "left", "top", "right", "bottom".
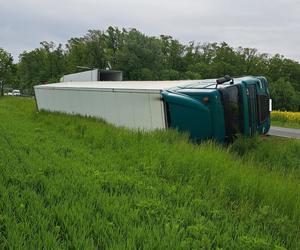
{"left": 34, "top": 76, "right": 271, "bottom": 142}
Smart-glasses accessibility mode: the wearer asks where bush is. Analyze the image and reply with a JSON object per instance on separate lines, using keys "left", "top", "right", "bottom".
{"left": 269, "top": 78, "right": 300, "bottom": 111}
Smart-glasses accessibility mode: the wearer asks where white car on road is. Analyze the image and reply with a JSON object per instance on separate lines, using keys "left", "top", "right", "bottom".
{"left": 12, "top": 90, "right": 21, "bottom": 96}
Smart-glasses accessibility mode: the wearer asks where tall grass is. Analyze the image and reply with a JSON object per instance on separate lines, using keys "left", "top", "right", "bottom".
{"left": 0, "top": 97, "right": 300, "bottom": 249}
{"left": 230, "top": 135, "right": 300, "bottom": 176}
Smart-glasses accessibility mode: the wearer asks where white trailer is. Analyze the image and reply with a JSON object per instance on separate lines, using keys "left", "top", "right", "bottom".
{"left": 60, "top": 69, "right": 98, "bottom": 82}
{"left": 34, "top": 81, "right": 192, "bottom": 130}
{"left": 60, "top": 69, "right": 123, "bottom": 82}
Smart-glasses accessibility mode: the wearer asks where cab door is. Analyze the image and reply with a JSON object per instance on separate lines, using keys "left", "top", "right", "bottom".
{"left": 161, "top": 91, "right": 212, "bottom": 142}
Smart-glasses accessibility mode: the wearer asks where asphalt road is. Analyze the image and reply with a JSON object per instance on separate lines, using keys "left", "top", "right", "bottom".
{"left": 268, "top": 126, "right": 300, "bottom": 139}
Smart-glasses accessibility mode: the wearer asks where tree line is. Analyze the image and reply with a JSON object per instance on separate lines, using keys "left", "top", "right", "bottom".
{"left": 0, "top": 26, "right": 300, "bottom": 111}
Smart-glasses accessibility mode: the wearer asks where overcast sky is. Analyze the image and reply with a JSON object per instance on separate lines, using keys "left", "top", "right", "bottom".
{"left": 1, "top": 0, "right": 300, "bottom": 62}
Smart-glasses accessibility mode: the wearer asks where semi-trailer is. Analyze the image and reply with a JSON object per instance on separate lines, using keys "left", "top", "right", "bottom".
{"left": 34, "top": 76, "right": 271, "bottom": 142}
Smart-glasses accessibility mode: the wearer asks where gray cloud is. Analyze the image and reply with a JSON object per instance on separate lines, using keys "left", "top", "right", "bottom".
{"left": 1, "top": 0, "right": 300, "bottom": 62}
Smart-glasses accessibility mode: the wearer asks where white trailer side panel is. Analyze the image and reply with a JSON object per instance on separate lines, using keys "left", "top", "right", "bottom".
{"left": 60, "top": 69, "right": 98, "bottom": 82}
{"left": 34, "top": 87, "right": 166, "bottom": 130}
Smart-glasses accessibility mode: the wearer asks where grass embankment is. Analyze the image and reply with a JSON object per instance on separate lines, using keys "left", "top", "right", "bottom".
{"left": 0, "top": 97, "right": 300, "bottom": 249}
{"left": 271, "top": 110, "right": 300, "bottom": 129}
{"left": 229, "top": 135, "right": 300, "bottom": 176}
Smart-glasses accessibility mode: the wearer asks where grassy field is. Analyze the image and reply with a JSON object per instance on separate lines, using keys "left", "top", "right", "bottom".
{"left": 1, "top": 97, "right": 300, "bottom": 249}
{"left": 271, "top": 120, "right": 300, "bottom": 129}
{"left": 271, "top": 111, "right": 300, "bottom": 129}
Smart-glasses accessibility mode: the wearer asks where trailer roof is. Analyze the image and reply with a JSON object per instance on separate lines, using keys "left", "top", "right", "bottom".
{"left": 35, "top": 80, "right": 200, "bottom": 93}
{"left": 34, "top": 77, "right": 255, "bottom": 93}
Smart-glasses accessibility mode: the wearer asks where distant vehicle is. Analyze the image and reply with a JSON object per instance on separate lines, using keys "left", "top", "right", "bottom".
{"left": 7, "top": 92, "right": 12, "bottom": 96}
{"left": 12, "top": 90, "right": 21, "bottom": 96}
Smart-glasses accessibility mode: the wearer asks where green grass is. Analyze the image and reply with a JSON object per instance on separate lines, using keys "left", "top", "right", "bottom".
{"left": 229, "top": 135, "right": 300, "bottom": 176}
{"left": 271, "top": 120, "right": 300, "bottom": 129}
{"left": 1, "top": 97, "right": 300, "bottom": 249}
{"left": 271, "top": 111, "right": 300, "bottom": 129}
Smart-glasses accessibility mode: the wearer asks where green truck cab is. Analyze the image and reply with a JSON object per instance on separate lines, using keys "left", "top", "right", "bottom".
{"left": 162, "top": 76, "right": 271, "bottom": 143}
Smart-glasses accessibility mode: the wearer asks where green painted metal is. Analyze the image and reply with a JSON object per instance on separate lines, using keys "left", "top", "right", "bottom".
{"left": 176, "top": 89, "right": 226, "bottom": 142}
{"left": 241, "top": 76, "right": 270, "bottom": 135}
{"left": 161, "top": 76, "right": 271, "bottom": 142}
{"left": 162, "top": 91, "right": 213, "bottom": 142}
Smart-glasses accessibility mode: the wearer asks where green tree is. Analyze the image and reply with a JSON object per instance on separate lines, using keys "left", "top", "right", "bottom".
{"left": 105, "top": 26, "right": 125, "bottom": 67}
{"left": 116, "top": 29, "right": 163, "bottom": 80}
{"left": 17, "top": 42, "right": 65, "bottom": 92}
{"left": 270, "top": 78, "right": 300, "bottom": 111}
{"left": 236, "top": 47, "right": 268, "bottom": 76}
{"left": 209, "top": 42, "right": 240, "bottom": 77}
{"left": 65, "top": 30, "right": 108, "bottom": 73}
{"left": 0, "top": 48, "right": 14, "bottom": 96}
